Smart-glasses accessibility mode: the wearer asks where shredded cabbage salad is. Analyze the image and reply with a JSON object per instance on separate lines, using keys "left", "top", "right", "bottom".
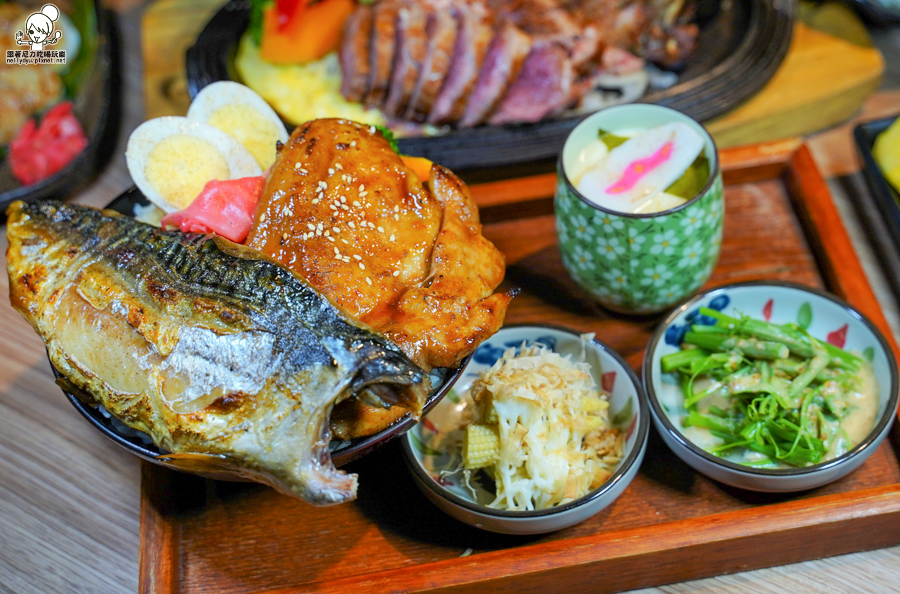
{"left": 469, "top": 343, "right": 623, "bottom": 510}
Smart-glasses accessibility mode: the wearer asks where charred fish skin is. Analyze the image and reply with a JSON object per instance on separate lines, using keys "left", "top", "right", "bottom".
{"left": 6, "top": 200, "right": 426, "bottom": 505}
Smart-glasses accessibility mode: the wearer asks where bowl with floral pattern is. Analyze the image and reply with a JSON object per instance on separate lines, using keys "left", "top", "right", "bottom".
{"left": 555, "top": 104, "right": 724, "bottom": 315}
{"left": 643, "top": 281, "right": 899, "bottom": 492}
{"left": 401, "top": 324, "right": 649, "bottom": 534}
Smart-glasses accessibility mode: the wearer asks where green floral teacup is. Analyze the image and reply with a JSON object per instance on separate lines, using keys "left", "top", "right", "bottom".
{"left": 555, "top": 104, "right": 724, "bottom": 314}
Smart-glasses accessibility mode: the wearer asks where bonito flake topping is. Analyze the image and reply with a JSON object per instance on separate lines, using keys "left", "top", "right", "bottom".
{"left": 467, "top": 341, "right": 624, "bottom": 511}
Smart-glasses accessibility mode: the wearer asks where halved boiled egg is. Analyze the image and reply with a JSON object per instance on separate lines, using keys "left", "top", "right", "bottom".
{"left": 187, "top": 81, "right": 289, "bottom": 170}
{"left": 126, "top": 116, "right": 262, "bottom": 213}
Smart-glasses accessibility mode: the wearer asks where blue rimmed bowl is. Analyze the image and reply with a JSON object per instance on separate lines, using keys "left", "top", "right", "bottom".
{"left": 643, "top": 281, "right": 899, "bottom": 492}
{"left": 401, "top": 325, "right": 649, "bottom": 534}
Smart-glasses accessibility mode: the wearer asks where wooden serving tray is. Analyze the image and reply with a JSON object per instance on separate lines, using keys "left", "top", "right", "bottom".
{"left": 139, "top": 140, "right": 900, "bottom": 594}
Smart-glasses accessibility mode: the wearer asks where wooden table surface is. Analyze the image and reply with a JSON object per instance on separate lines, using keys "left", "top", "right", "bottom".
{"left": 2, "top": 6, "right": 900, "bottom": 594}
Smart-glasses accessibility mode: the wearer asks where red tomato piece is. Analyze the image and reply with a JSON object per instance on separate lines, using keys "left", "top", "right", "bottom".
{"left": 160, "top": 176, "right": 266, "bottom": 244}
{"left": 9, "top": 101, "right": 89, "bottom": 186}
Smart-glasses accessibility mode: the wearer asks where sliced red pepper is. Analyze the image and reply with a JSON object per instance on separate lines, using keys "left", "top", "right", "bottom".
{"left": 275, "top": 0, "right": 308, "bottom": 32}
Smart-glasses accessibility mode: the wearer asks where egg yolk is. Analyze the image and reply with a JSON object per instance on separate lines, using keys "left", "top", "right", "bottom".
{"left": 208, "top": 104, "right": 280, "bottom": 170}
{"left": 145, "top": 134, "right": 230, "bottom": 210}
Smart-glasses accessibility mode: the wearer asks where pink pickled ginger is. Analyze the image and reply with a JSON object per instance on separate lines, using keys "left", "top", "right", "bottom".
{"left": 161, "top": 176, "right": 265, "bottom": 243}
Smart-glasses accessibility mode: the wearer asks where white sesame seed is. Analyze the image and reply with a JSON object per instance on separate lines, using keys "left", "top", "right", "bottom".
{"left": 319, "top": 181, "right": 327, "bottom": 189}
{"left": 307, "top": 223, "right": 315, "bottom": 231}
{"left": 368, "top": 222, "right": 375, "bottom": 229}
{"left": 389, "top": 234, "right": 395, "bottom": 242}
{"left": 365, "top": 277, "right": 372, "bottom": 286}
{"left": 334, "top": 247, "right": 340, "bottom": 255}
{"left": 394, "top": 214, "right": 400, "bottom": 221}
{"left": 340, "top": 196, "right": 346, "bottom": 203}
{"left": 348, "top": 221, "right": 356, "bottom": 229}
{"left": 316, "top": 230, "right": 322, "bottom": 236}
{"left": 369, "top": 125, "right": 376, "bottom": 134}
{"left": 353, "top": 201, "right": 361, "bottom": 207}
{"left": 328, "top": 168, "right": 335, "bottom": 175}
{"left": 335, "top": 254, "right": 342, "bottom": 260}
{"left": 350, "top": 141, "right": 356, "bottom": 147}
{"left": 341, "top": 204, "right": 349, "bottom": 211}
{"left": 341, "top": 239, "right": 349, "bottom": 244}
{"left": 394, "top": 205, "right": 399, "bottom": 212}
{"left": 329, "top": 205, "right": 337, "bottom": 211}
{"left": 342, "top": 256, "right": 351, "bottom": 263}
{"left": 300, "top": 168, "right": 308, "bottom": 175}
{"left": 393, "top": 270, "right": 400, "bottom": 277}
{"left": 333, "top": 227, "right": 340, "bottom": 233}
{"left": 282, "top": 233, "right": 288, "bottom": 240}
{"left": 260, "top": 212, "right": 267, "bottom": 222}
{"left": 327, "top": 236, "right": 335, "bottom": 242}
{"left": 294, "top": 162, "right": 302, "bottom": 168}
{"left": 317, "top": 222, "right": 323, "bottom": 230}
{"left": 324, "top": 231, "right": 330, "bottom": 237}
{"left": 353, "top": 254, "right": 362, "bottom": 260}
{"left": 359, "top": 262, "right": 366, "bottom": 270}
{"left": 336, "top": 163, "right": 343, "bottom": 170}
{"left": 377, "top": 226, "right": 384, "bottom": 233}
{"left": 359, "top": 191, "right": 368, "bottom": 198}
{"left": 312, "top": 199, "right": 319, "bottom": 205}
{"left": 359, "top": 184, "right": 365, "bottom": 192}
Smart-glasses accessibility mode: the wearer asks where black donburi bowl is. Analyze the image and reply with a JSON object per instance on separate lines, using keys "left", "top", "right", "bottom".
{"left": 54, "top": 187, "right": 470, "bottom": 474}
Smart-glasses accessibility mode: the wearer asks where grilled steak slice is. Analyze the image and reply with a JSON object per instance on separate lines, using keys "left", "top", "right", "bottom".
{"left": 488, "top": 43, "right": 574, "bottom": 125}
{"left": 405, "top": 7, "right": 458, "bottom": 120}
{"left": 366, "top": 0, "right": 403, "bottom": 107}
{"left": 340, "top": 5, "right": 373, "bottom": 102}
{"left": 428, "top": 2, "right": 493, "bottom": 125}
{"left": 384, "top": 3, "right": 429, "bottom": 117}
{"left": 490, "top": 0, "right": 598, "bottom": 64}
{"left": 459, "top": 22, "right": 532, "bottom": 127}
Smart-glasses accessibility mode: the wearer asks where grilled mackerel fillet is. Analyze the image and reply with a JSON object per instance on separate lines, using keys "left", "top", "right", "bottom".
{"left": 6, "top": 200, "right": 427, "bottom": 505}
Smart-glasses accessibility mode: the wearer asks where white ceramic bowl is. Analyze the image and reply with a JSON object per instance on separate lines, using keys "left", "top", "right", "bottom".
{"left": 643, "top": 281, "right": 899, "bottom": 492}
{"left": 401, "top": 325, "right": 649, "bottom": 534}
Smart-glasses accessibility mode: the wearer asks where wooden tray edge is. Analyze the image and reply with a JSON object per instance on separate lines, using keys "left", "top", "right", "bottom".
{"left": 270, "top": 485, "right": 900, "bottom": 594}
{"left": 140, "top": 463, "right": 180, "bottom": 593}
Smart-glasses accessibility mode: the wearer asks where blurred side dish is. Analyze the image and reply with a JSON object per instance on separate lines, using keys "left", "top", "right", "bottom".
{"left": 874, "top": 116, "right": 900, "bottom": 194}
{"left": 0, "top": 2, "right": 88, "bottom": 185}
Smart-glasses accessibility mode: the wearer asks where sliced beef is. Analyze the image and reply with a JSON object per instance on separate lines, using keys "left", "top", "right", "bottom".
{"left": 488, "top": 43, "right": 574, "bottom": 125}
{"left": 340, "top": 5, "right": 373, "bottom": 102}
{"left": 488, "top": 0, "right": 598, "bottom": 65}
{"left": 366, "top": 0, "right": 404, "bottom": 107}
{"left": 405, "top": 6, "right": 458, "bottom": 120}
{"left": 459, "top": 22, "right": 532, "bottom": 128}
{"left": 575, "top": 0, "right": 651, "bottom": 52}
{"left": 338, "top": 0, "right": 700, "bottom": 126}
{"left": 600, "top": 45, "right": 644, "bottom": 74}
{"left": 383, "top": 3, "right": 429, "bottom": 117}
{"left": 640, "top": 23, "right": 698, "bottom": 68}
{"left": 428, "top": 2, "right": 493, "bottom": 125}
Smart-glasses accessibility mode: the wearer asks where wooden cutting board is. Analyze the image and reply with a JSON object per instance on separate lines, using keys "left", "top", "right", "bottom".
{"left": 141, "top": 0, "right": 885, "bottom": 149}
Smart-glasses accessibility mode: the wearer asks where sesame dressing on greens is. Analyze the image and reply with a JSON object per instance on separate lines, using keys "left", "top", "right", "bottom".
{"left": 662, "top": 308, "right": 878, "bottom": 468}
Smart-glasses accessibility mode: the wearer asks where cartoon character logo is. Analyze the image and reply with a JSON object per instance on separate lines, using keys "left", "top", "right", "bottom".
{"left": 15, "top": 4, "right": 62, "bottom": 52}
